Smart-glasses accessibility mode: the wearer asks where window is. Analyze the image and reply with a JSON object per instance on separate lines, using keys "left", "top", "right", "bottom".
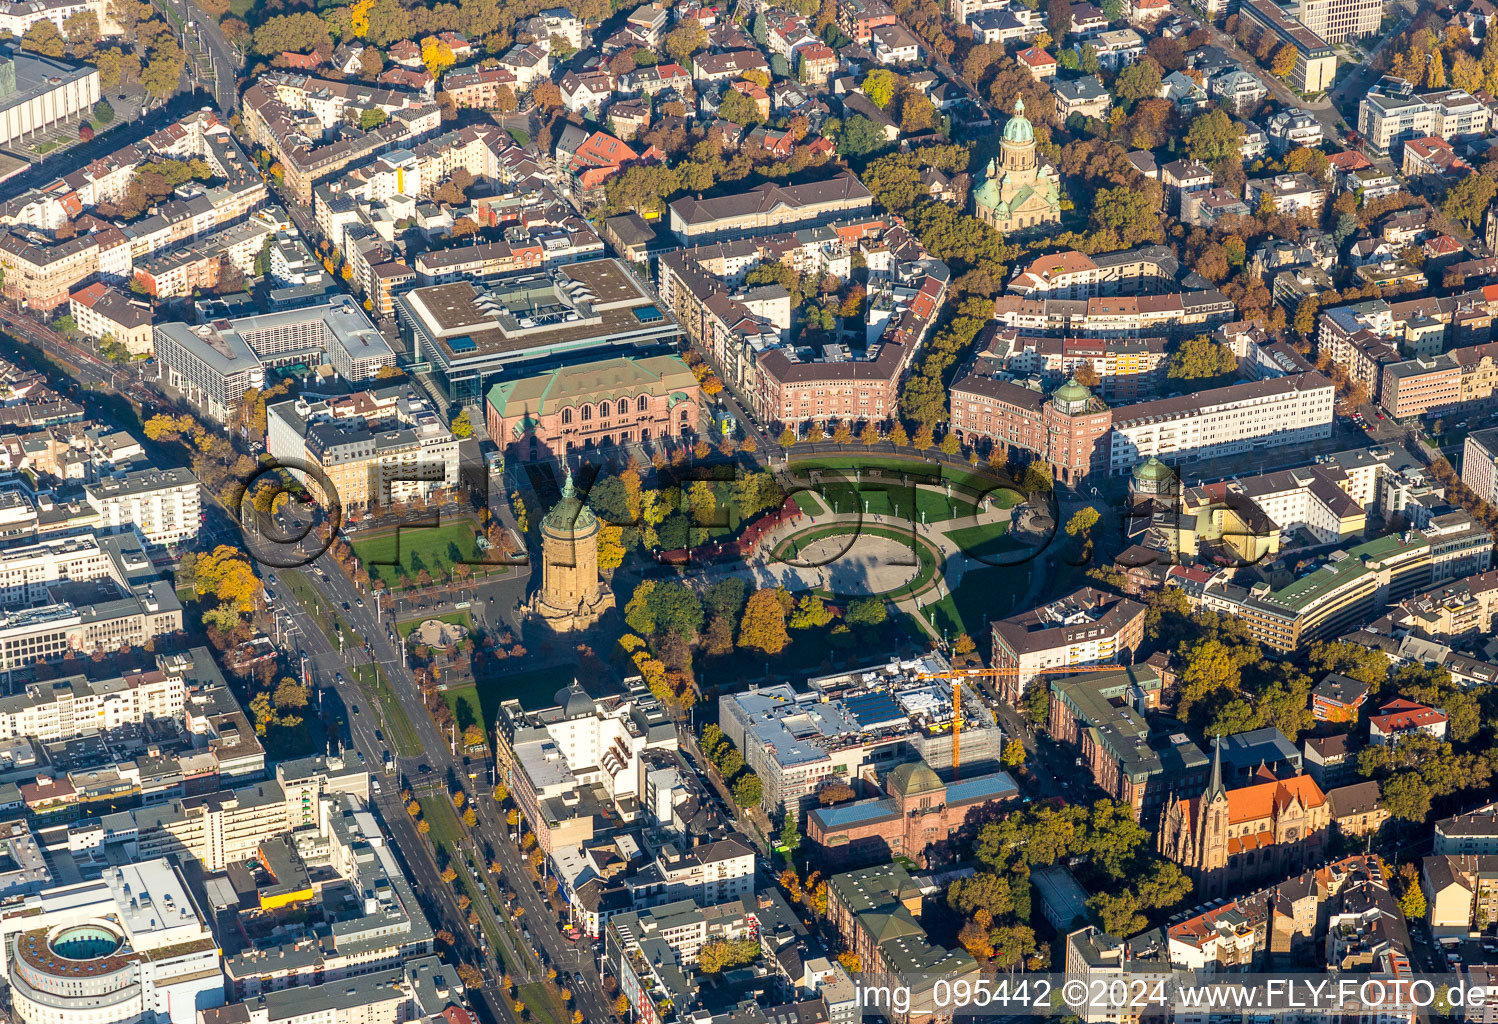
{"left": 680, "top": 408, "right": 689, "bottom": 421}
{"left": 637, "top": 395, "right": 648, "bottom": 412}
{"left": 562, "top": 407, "right": 573, "bottom": 425}
{"left": 582, "top": 406, "right": 592, "bottom": 422}
{"left": 599, "top": 402, "right": 610, "bottom": 419}
{"left": 618, "top": 398, "right": 629, "bottom": 416}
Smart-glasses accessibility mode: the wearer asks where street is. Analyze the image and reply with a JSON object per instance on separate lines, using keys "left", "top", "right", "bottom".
{"left": 260, "top": 522, "right": 614, "bottom": 1024}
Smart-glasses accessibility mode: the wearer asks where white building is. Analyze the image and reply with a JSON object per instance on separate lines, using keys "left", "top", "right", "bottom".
{"left": 153, "top": 321, "right": 266, "bottom": 425}
{"left": 0, "top": 669, "right": 184, "bottom": 743}
{"left": 0, "top": 48, "right": 100, "bottom": 150}
{"left": 85, "top": 468, "right": 201, "bottom": 546}
{"left": 0, "top": 860, "right": 223, "bottom": 1024}
{"left": 1463, "top": 428, "right": 1498, "bottom": 507}
{"left": 1107, "top": 372, "right": 1336, "bottom": 472}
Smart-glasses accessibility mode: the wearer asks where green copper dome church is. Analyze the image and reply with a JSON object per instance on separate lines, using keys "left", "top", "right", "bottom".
{"left": 972, "top": 97, "right": 1061, "bottom": 236}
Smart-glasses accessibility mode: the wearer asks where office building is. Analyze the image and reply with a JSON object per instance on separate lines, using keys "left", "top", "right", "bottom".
{"left": 717, "top": 655, "right": 1003, "bottom": 819}
{"left": 84, "top": 468, "right": 200, "bottom": 546}
{"left": 0, "top": 860, "right": 223, "bottom": 1024}
{"left": 0, "top": 46, "right": 99, "bottom": 150}
{"left": 1237, "top": 0, "right": 1337, "bottom": 92}
{"left": 396, "top": 259, "right": 681, "bottom": 408}
{"left": 266, "top": 385, "right": 458, "bottom": 512}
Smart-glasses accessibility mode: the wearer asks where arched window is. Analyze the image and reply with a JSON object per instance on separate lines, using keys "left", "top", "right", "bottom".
{"left": 617, "top": 398, "right": 629, "bottom": 416}
{"left": 581, "top": 405, "right": 592, "bottom": 422}
{"left": 598, "top": 402, "right": 610, "bottom": 419}
{"left": 637, "top": 395, "right": 648, "bottom": 412}
{"left": 561, "top": 407, "right": 573, "bottom": 425}
{"left": 680, "top": 407, "right": 689, "bottom": 422}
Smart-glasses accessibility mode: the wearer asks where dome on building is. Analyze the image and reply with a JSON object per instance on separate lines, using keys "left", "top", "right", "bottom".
{"left": 554, "top": 678, "right": 593, "bottom": 717}
{"left": 1134, "top": 456, "right": 1173, "bottom": 485}
{"left": 1002, "top": 97, "right": 1034, "bottom": 145}
{"left": 543, "top": 470, "right": 597, "bottom": 534}
{"left": 888, "top": 761, "right": 944, "bottom": 798}
{"left": 1052, "top": 377, "right": 1092, "bottom": 407}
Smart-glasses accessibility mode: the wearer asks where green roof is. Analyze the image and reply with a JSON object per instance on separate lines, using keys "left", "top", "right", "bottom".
{"left": 1265, "top": 534, "right": 1428, "bottom": 613}
{"left": 485, "top": 353, "right": 698, "bottom": 420}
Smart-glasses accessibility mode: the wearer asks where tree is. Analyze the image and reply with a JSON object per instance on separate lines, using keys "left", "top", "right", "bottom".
{"left": 1184, "top": 109, "right": 1244, "bottom": 168}
{"left": 1021, "top": 685, "right": 1049, "bottom": 726}
{"left": 719, "top": 88, "right": 765, "bottom": 127}
{"left": 1381, "top": 772, "right": 1432, "bottom": 822}
{"left": 739, "top": 589, "right": 791, "bottom": 654}
{"left": 1113, "top": 59, "right": 1162, "bottom": 107}
{"left": 1049, "top": 0, "right": 1073, "bottom": 39}
{"left": 421, "top": 36, "right": 456, "bottom": 78}
{"left": 1443, "top": 172, "right": 1497, "bottom": 229}
{"left": 1066, "top": 507, "right": 1100, "bottom": 537}
{"left": 834, "top": 115, "right": 889, "bottom": 158}
{"left": 21, "top": 18, "right": 67, "bottom": 57}
{"left": 614, "top": 995, "right": 629, "bottom": 1016}
{"left": 778, "top": 426, "right": 798, "bottom": 449}
{"left": 788, "top": 593, "right": 833, "bottom": 629}
{"left": 1399, "top": 882, "right": 1427, "bottom": 920}
{"left": 140, "top": 44, "right": 186, "bottom": 100}
{"left": 1269, "top": 44, "right": 1296, "bottom": 79}
{"left": 450, "top": 409, "right": 474, "bottom": 438}
{"left": 779, "top": 813, "right": 801, "bottom": 855}
{"left": 846, "top": 596, "right": 887, "bottom": 626}
{"left": 1168, "top": 334, "right": 1238, "bottom": 380}
{"left": 819, "top": 780, "right": 857, "bottom": 805}
{"left": 1021, "top": 461, "right": 1053, "bottom": 494}
{"left": 863, "top": 68, "right": 897, "bottom": 108}
{"left": 663, "top": 20, "right": 707, "bottom": 62}
{"left": 732, "top": 772, "right": 763, "bottom": 807}
{"left": 1003, "top": 738, "right": 1026, "bottom": 767}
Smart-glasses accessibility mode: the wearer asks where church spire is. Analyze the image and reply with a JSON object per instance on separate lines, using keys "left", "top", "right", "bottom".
{"left": 1206, "top": 734, "right": 1225, "bottom": 801}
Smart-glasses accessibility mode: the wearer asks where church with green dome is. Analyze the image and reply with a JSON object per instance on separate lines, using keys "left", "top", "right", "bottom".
{"left": 972, "top": 97, "right": 1061, "bottom": 236}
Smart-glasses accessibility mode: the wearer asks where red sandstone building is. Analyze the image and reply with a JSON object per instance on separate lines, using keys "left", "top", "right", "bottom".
{"left": 949, "top": 373, "right": 1111, "bottom": 485}
{"left": 484, "top": 354, "right": 703, "bottom": 460}
{"left": 804, "top": 762, "right": 1018, "bottom": 870}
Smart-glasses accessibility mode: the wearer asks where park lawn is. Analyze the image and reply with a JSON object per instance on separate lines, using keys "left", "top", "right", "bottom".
{"left": 944, "top": 521, "right": 1021, "bottom": 560}
{"left": 790, "top": 455, "right": 1027, "bottom": 508}
{"left": 398, "top": 610, "right": 474, "bottom": 638}
{"left": 790, "top": 489, "right": 826, "bottom": 516}
{"left": 815, "top": 482, "right": 976, "bottom": 523}
{"left": 920, "top": 564, "right": 1031, "bottom": 641}
{"left": 351, "top": 664, "right": 423, "bottom": 757}
{"left": 441, "top": 665, "right": 584, "bottom": 734}
{"left": 351, "top": 519, "right": 485, "bottom": 586}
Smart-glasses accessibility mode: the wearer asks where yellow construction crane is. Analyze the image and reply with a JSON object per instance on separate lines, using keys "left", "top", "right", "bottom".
{"left": 918, "top": 664, "right": 1133, "bottom": 777}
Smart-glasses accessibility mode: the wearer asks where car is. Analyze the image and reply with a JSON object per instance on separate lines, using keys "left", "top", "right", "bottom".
{"left": 342, "top": 601, "right": 350, "bottom": 610}
{"left": 351, "top": 704, "right": 360, "bottom": 714}
{"left": 356, "top": 598, "right": 364, "bottom": 608}
{"left": 419, "top": 763, "right": 432, "bottom": 773}
{"left": 375, "top": 729, "right": 383, "bottom": 741}
{"left": 336, "top": 672, "right": 344, "bottom": 683}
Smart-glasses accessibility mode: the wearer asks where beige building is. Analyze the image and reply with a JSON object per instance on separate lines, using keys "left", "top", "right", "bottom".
{"left": 667, "top": 172, "right": 875, "bottom": 244}
{"left": 1423, "top": 853, "right": 1498, "bottom": 935}
{"left": 1295, "top": 0, "right": 1380, "bottom": 42}
{"left": 69, "top": 283, "right": 154, "bottom": 355}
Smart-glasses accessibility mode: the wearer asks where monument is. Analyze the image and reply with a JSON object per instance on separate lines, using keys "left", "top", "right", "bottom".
{"left": 529, "top": 470, "right": 615, "bottom": 630}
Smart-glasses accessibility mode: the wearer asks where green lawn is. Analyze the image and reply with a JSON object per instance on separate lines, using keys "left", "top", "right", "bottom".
{"left": 442, "top": 665, "right": 583, "bottom": 732}
{"left": 397, "top": 610, "right": 474, "bottom": 638}
{"left": 920, "top": 564, "right": 1031, "bottom": 641}
{"left": 351, "top": 519, "right": 489, "bottom": 586}
{"left": 791, "top": 490, "right": 827, "bottom": 516}
{"left": 790, "top": 455, "right": 1024, "bottom": 509}
{"left": 815, "top": 483, "right": 976, "bottom": 523}
{"left": 420, "top": 789, "right": 466, "bottom": 849}
{"left": 351, "top": 664, "right": 423, "bottom": 757}
{"left": 944, "top": 521, "right": 1020, "bottom": 560}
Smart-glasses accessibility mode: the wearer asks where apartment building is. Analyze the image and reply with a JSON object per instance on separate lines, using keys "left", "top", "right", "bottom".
{"left": 68, "top": 283, "right": 154, "bottom": 355}
{"left": 991, "top": 289, "right": 1237, "bottom": 339}
{"left": 84, "top": 468, "right": 200, "bottom": 547}
{"left": 1463, "top": 427, "right": 1498, "bottom": 505}
{"left": 989, "top": 587, "right": 1147, "bottom": 700}
{"left": 1237, "top": 0, "right": 1337, "bottom": 92}
{"left": 1295, "top": 0, "right": 1381, "bottom": 42}
{"left": 1387, "top": 570, "right": 1498, "bottom": 641}
{"left": 1358, "top": 78, "right": 1490, "bottom": 156}
{"left": 1107, "top": 372, "right": 1336, "bottom": 473}
{"left": 153, "top": 321, "right": 266, "bottom": 425}
{"left": 983, "top": 330, "right": 1170, "bottom": 401}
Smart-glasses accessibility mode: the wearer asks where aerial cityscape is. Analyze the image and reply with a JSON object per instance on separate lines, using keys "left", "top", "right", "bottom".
{"left": 0, "top": 0, "right": 1497, "bottom": 1019}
